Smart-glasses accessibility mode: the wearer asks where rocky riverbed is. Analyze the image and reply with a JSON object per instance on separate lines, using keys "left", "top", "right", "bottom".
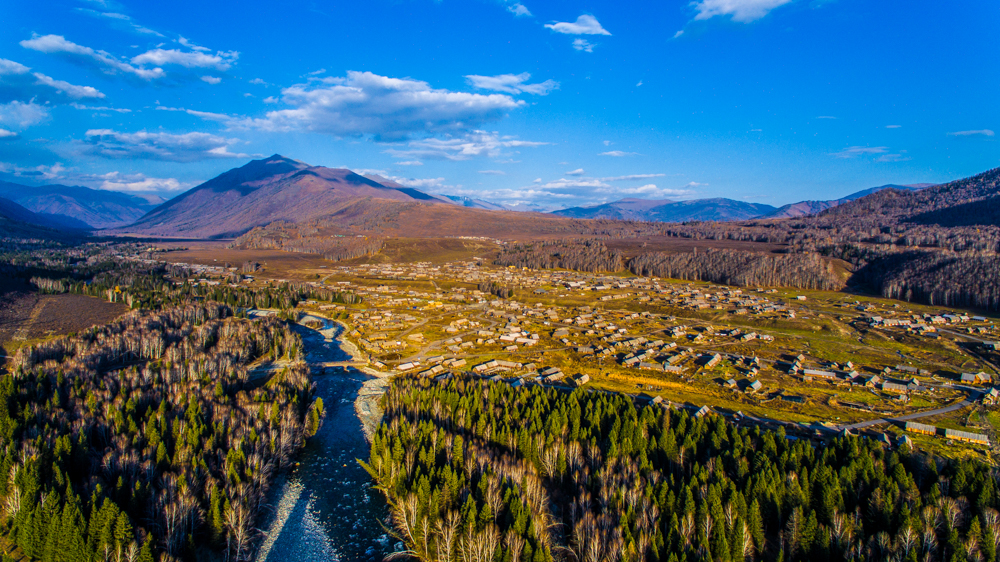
{"left": 254, "top": 317, "right": 396, "bottom": 561}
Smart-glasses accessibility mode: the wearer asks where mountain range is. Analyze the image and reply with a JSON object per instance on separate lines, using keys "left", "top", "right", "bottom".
{"left": 0, "top": 181, "right": 161, "bottom": 229}
{"left": 0, "top": 154, "right": 956, "bottom": 239}
{"left": 553, "top": 197, "right": 777, "bottom": 222}
{"left": 0, "top": 196, "right": 80, "bottom": 238}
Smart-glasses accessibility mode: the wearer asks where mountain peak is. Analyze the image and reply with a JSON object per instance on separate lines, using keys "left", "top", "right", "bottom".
{"left": 261, "top": 154, "right": 310, "bottom": 167}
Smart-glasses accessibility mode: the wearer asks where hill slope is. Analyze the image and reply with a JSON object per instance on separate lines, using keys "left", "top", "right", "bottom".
{"left": 117, "top": 155, "right": 455, "bottom": 238}
{"left": 553, "top": 197, "right": 776, "bottom": 222}
{"left": 0, "top": 197, "right": 75, "bottom": 238}
{"left": 806, "top": 170, "right": 1000, "bottom": 227}
{"left": 0, "top": 181, "right": 160, "bottom": 229}
{"left": 765, "top": 184, "right": 933, "bottom": 219}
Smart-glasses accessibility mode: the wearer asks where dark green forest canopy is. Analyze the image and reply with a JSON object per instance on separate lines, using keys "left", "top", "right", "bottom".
{"left": 367, "top": 375, "right": 1000, "bottom": 562}
{"left": 0, "top": 304, "right": 323, "bottom": 561}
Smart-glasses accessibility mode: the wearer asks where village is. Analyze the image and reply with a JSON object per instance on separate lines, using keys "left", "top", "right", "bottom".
{"left": 163, "top": 252, "right": 1000, "bottom": 460}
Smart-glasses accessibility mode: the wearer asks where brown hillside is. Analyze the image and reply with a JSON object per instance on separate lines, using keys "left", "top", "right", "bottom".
{"left": 114, "top": 155, "right": 455, "bottom": 239}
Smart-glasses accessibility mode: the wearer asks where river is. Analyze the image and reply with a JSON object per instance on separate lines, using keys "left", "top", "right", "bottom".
{"left": 254, "top": 317, "right": 395, "bottom": 561}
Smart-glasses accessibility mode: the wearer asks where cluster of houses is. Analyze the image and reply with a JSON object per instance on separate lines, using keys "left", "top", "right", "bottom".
{"left": 903, "top": 421, "right": 990, "bottom": 445}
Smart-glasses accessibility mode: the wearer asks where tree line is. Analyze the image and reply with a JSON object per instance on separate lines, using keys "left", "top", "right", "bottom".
{"left": 496, "top": 241, "right": 624, "bottom": 273}
{"left": 493, "top": 240, "right": 843, "bottom": 291}
{"left": 367, "top": 374, "right": 1000, "bottom": 562}
{"left": 629, "top": 249, "right": 844, "bottom": 291}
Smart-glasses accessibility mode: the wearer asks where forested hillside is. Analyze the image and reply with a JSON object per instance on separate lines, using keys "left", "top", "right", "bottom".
{"left": 0, "top": 304, "right": 323, "bottom": 561}
{"left": 628, "top": 249, "right": 843, "bottom": 290}
{"left": 496, "top": 240, "right": 624, "bottom": 273}
{"left": 368, "top": 375, "right": 999, "bottom": 562}
{"left": 494, "top": 241, "right": 843, "bottom": 291}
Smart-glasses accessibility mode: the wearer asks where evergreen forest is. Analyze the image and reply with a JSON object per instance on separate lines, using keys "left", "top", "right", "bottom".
{"left": 366, "top": 375, "right": 1000, "bottom": 562}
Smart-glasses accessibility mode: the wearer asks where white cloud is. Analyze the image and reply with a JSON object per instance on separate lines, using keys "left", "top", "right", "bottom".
{"left": 545, "top": 14, "right": 611, "bottom": 35}
{"left": 886, "top": 125, "right": 901, "bottom": 129}
{"left": 97, "top": 171, "right": 192, "bottom": 192}
{"left": 673, "top": 30, "right": 685, "bottom": 38}
{"left": 565, "top": 168, "right": 585, "bottom": 176}
{"left": 600, "top": 150, "right": 638, "bottom": 156}
{"left": 81, "top": 129, "right": 251, "bottom": 161}
{"left": 0, "top": 101, "right": 49, "bottom": 130}
{"left": 831, "top": 146, "right": 888, "bottom": 158}
{"left": 459, "top": 187, "right": 570, "bottom": 202}
{"left": 201, "top": 76, "right": 222, "bottom": 84}
{"left": 397, "top": 160, "right": 423, "bottom": 166}
{"left": 249, "top": 78, "right": 268, "bottom": 85}
{"left": 132, "top": 49, "right": 237, "bottom": 71}
{"left": 0, "top": 57, "right": 105, "bottom": 103}
{"left": 0, "top": 59, "right": 30, "bottom": 75}
{"left": 541, "top": 178, "right": 611, "bottom": 189}
{"left": 21, "top": 35, "right": 237, "bottom": 82}
{"left": 155, "top": 105, "right": 231, "bottom": 122}
{"left": 572, "top": 39, "right": 595, "bottom": 53}
{"left": 636, "top": 80, "right": 643, "bottom": 87}
{"left": 602, "top": 140, "right": 612, "bottom": 146}
{"left": 0, "top": 161, "right": 69, "bottom": 180}
{"left": 385, "top": 130, "right": 547, "bottom": 161}
{"left": 479, "top": 170, "right": 506, "bottom": 175}
{"left": 32, "top": 72, "right": 104, "bottom": 99}
{"left": 75, "top": 8, "right": 164, "bottom": 36}
{"left": 816, "top": 115, "right": 837, "bottom": 119}
{"left": 0, "top": 129, "right": 17, "bottom": 139}
{"left": 237, "top": 71, "right": 523, "bottom": 141}
{"left": 947, "top": 129, "right": 995, "bottom": 137}
{"left": 394, "top": 177, "right": 446, "bottom": 188}
{"left": 601, "top": 173, "right": 666, "bottom": 181}
{"left": 465, "top": 73, "right": 558, "bottom": 95}
{"left": 263, "top": 96, "right": 279, "bottom": 104}
{"left": 71, "top": 103, "right": 131, "bottom": 113}
{"left": 0, "top": 161, "right": 193, "bottom": 194}
{"left": 597, "top": 183, "right": 694, "bottom": 197}
{"left": 691, "top": 0, "right": 794, "bottom": 23}
{"left": 21, "top": 35, "right": 165, "bottom": 80}
{"left": 177, "top": 36, "right": 210, "bottom": 52}
{"left": 508, "top": 3, "right": 531, "bottom": 16}
{"left": 875, "top": 154, "right": 910, "bottom": 163}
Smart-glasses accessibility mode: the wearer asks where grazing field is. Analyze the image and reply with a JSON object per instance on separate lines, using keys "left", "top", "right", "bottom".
{"left": 0, "top": 293, "right": 128, "bottom": 359}
{"left": 338, "top": 237, "right": 500, "bottom": 265}
{"left": 0, "top": 290, "right": 37, "bottom": 359}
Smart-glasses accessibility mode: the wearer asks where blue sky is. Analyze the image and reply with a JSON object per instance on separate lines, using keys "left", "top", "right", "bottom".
{"left": 0, "top": 0, "right": 997, "bottom": 210}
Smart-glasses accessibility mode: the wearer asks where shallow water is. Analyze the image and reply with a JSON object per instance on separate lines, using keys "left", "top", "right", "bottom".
{"left": 255, "top": 320, "right": 394, "bottom": 562}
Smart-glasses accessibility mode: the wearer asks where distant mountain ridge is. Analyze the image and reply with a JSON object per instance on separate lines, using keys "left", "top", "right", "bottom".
{"left": 549, "top": 184, "right": 938, "bottom": 223}
{"left": 552, "top": 197, "right": 776, "bottom": 222}
{"left": 0, "top": 181, "right": 161, "bottom": 229}
{"left": 438, "top": 194, "right": 508, "bottom": 211}
{"left": 0, "top": 196, "right": 83, "bottom": 237}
